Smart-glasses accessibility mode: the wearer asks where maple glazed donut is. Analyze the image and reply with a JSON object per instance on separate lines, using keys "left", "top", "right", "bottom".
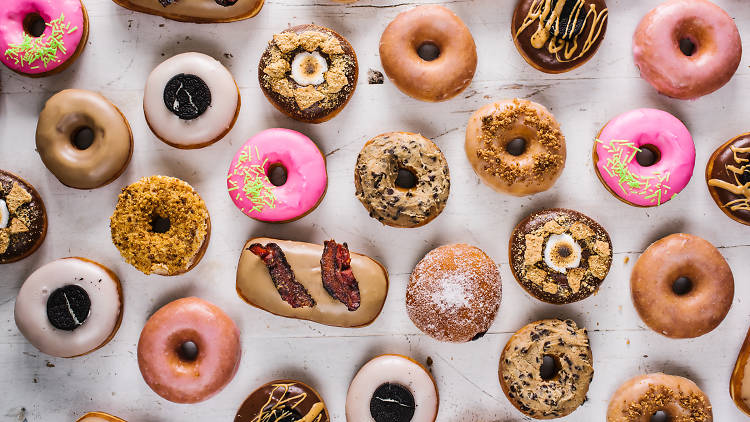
{"left": 138, "top": 297, "right": 241, "bottom": 404}
{"left": 706, "top": 133, "right": 750, "bottom": 225}
{"left": 633, "top": 0, "right": 742, "bottom": 100}
{"left": 0, "top": 170, "right": 47, "bottom": 264}
{"left": 631, "top": 233, "right": 733, "bottom": 338}
{"left": 379, "top": 5, "right": 477, "bottom": 102}
{"left": 234, "top": 380, "right": 329, "bottom": 422}
{"left": 607, "top": 373, "right": 713, "bottom": 421}
{"left": 111, "top": 0, "right": 264, "bottom": 23}
{"left": 36, "top": 89, "right": 133, "bottom": 189}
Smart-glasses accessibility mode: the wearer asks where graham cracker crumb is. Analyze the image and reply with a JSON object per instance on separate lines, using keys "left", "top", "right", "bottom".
{"left": 526, "top": 267, "right": 547, "bottom": 285}
{"left": 524, "top": 233, "right": 544, "bottom": 265}
{"left": 588, "top": 255, "right": 608, "bottom": 279}
{"left": 0, "top": 229, "right": 8, "bottom": 254}
{"left": 7, "top": 183, "right": 31, "bottom": 213}
{"left": 570, "top": 222, "right": 594, "bottom": 240}
{"left": 567, "top": 268, "right": 585, "bottom": 293}
{"left": 9, "top": 218, "right": 27, "bottom": 234}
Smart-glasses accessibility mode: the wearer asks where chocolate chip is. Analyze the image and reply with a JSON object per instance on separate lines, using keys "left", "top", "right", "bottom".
{"left": 540, "top": 355, "right": 560, "bottom": 380}
{"left": 506, "top": 138, "right": 526, "bottom": 156}
{"left": 650, "top": 411, "right": 669, "bottom": 422}
{"left": 679, "top": 38, "right": 696, "bottom": 56}
{"left": 177, "top": 341, "right": 198, "bottom": 362}
{"left": 268, "top": 164, "right": 288, "bottom": 186}
{"left": 395, "top": 168, "right": 417, "bottom": 189}
{"left": 47, "top": 285, "right": 90, "bottom": 331}
{"left": 163, "top": 74, "right": 211, "bottom": 120}
{"left": 417, "top": 42, "right": 440, "bottom": 62}
{"left": 370, "top": 383, "right": 416, "bottom": 422}
{"left": 71, "top": 127, "right": 95, "bottom": 150}
{"left": 672, "top": 276, "right": 692, "bottom": 296}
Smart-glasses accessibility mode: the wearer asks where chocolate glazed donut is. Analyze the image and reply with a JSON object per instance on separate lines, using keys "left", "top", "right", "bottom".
{"left": 0, "top": 170, "right": 47, "bottom": 264}
{"left": 706, "top": 133, "right": 750, "bottom": 225}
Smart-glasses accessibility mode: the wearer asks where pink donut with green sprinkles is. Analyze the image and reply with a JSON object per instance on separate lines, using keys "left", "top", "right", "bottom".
{"left": 0, "top": 0, "right": 88, "bottom": 76}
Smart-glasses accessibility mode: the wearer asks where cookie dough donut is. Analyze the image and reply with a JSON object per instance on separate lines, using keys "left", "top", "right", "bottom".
{"left": 14, "top": 257, "right": 123, "bottom": 358}
{"left": 111, "top": 0, "right": 263, "bottom": 23}
{"left": 138, "top": 297, "right": 241, "bottom": 403}
{"left": 355, "top": 132, "right": 450, "bottom": 228}
{"left": 510, "top": 208, "right": 612, "bottom": 304}
{"left": 631, "top": 233, "right": 733, "bottom": 338}
{"left": 36, "top": 89, "right": 133, "bottom": 189}
{"left": 346, "top": 354, "right": 438, "bottom": 422}
{"left": 732, "top": 326, "right": 750, "bottom": 416}
{"left": 706, "top": 133, "right": 750, "bottom": 225}
{"left": 235, "top": 380, "right": 329, "bottom": 422}
{"left": 607, "top": 373, "right": 713, "bottom": 421}
{"left": 227, "top": 128, "right": 327, "bottom": 223}
{"left": 259, "top": 24, "right": 358, "bottom": 123}
{"left": 499, "top": 319, "right": 593, "bottom": 419}
{"left": 144, "top": 52, "right": 239, "bottom": 149}
{"left": 407, "top": 244, "right": 501, "bottom": 342}
{"left": 595, "top": 108, "right": 695, "bottom": 207}
{"left": 0, "top": 0, "right": 89, "bottom": 77}
{"left": 466, "top": 99, "right": 566, "bottom": 196}
{"left": 512, "top": 0, "right": 609, "bottom": 73}
{"left": 236, "top": 237, "right": 389, "bottom": 327}
{"left": 379, "top": 5, "right": 476, "bottom": 102}
{"left": 633, "top": 0, "right": 741, "bottom": 100}
{"left": 110, "top": 176, "right": 210, "bottom": 276}
{"left": 77, "top": 412, "right": 126, "bottom": 422}
{"left": 0, "top": 170, "right": 47, "bottom": 264}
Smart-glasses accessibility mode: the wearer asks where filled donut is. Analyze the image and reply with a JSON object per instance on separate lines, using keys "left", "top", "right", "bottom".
{"left": 77, "top": 412, "right": 126, "bottom": 422}
{"left": 36, "top": 89, "right": 133, "bottom": 189}
{"left": 706, "top": 133, "right": 750, "bottom": 225}
{"left": 0, "top": 170, "right": 47, "bottom": 264}
{"left": 607, "top": 373, "right": 713, "bottom": 421}
{"left": 732, "top": 326, "right": 750, "bottom": 416}
{"left": 14, "top": 257, "right": 123, "bottom": 358}
{"left": 111, "top": 0, "right": 263, "bottom": 23}
{"left": 234, "top": 380, "right": 329, "bottom": 422}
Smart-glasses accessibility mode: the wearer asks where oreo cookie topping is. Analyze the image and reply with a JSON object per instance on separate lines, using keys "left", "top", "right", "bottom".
{"left": 46, "top": 285, "right": 91, "bottom": 331}
{"left": 707, "top": 134, "right": 750, "bottom": 225}
{"left": 0, "top": 171, "right": 46, "bottom": 264}
{"left": 320, "top": 240, "right": 361, "bottom": 311}
{"left": 249, "top": 243, "right": 316, "bottom": 308}
{"left": 163, "top": 73, "right": 211, "bottom": 120}
{"left": 370, "top": 383, "right": 416, "bottom": 422}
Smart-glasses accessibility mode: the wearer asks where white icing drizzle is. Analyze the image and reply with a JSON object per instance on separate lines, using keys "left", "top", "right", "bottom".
{"left": 544, "top": 233, "right": 581, "bottom": 273}
{"left": 0, "top": 199, "right": 8, "bottom": 228}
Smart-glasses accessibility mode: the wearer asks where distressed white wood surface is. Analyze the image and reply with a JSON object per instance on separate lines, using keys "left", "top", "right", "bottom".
{"left": 2, "top": 0, "right": 750, "bottom": 420}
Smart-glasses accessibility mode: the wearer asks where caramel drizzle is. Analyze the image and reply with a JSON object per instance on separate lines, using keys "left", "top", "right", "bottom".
{"left": 252, "top": 383, "right": 325, "bottom": 422}
{"left": 709, "top": 146, "right": 750, "bottom": 211}
{"left": 516, "top": 0, "right": 608, "bottom": 63}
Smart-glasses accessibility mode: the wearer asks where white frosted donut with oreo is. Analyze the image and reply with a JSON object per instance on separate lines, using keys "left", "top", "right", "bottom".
{"left": 14, "top": 257, "right": 123, "bottom": 358}
{"left": 144, "top": 52, "right": 240, "bottom": 149}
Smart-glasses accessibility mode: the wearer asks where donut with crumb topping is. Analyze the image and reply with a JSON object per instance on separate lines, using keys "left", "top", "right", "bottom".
{"left": 607, "top": 373, "right": 713, "bottom": 421}
{"left": 110, "top": 175, "right": 210, "bottom": 276}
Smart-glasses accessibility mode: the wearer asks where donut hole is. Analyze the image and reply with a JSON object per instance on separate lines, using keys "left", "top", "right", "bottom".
{"left": 23, "top": 13, "right": 47, "bottom": 38}
{"left": 650, "top": 411, "right": 669, "bottom": 422}
{"left": 679, "top": 37, "right": 696, "bottom": 57}
{"left": 177, "top": 340, "right": 199, "bottom": 362}
{"left": 540, "top": 354, "right": 562, "bottom": 381}
{"left": 506, "top": 137, "right": 527, "bottom": 156}
{"left": 672, "top": 276, "right": 693, "bottom": 296}
{"left": 150, "top": 214, "right": 171, "bottom": 234}
{"left": 370, "top": 382, "right": 416, "bottom": 422}
{"left": 395, "top": 168, "right": 418, "bottom": 190}
{"left": 636, "top": 144, "right": 661, "bottom": 167}
{"left": 267, "top": 163, "right": 288, "bottom": 187}
{"left": 71, "top": 127, "right": 95, "bottom": 150}
{"left": 417, "top": 42, "right": 441, "bottom": 62}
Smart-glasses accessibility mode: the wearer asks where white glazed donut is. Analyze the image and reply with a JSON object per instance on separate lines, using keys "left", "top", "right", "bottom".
{"left": 143, "top": 52, "right": 240, "bottom": 149}
{"left": 346, "top": 354, "right": 439, "bottom": 422}
{"left": 14, "top": 257, "right": 123, "bottom": 358}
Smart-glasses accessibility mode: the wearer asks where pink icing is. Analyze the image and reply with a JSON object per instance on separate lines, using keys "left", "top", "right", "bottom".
{"left": 0, "top": 0, "right": 85, "bottom": 75}
{"left": 227, "top": 128, "right": 327, "bottom": 222}
{"left": 595, "top": 108, "right": 695, "bottom": 207}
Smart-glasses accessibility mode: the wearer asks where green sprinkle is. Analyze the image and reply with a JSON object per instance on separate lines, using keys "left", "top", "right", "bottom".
{"left": 4, "top": 13, "right": 78, "bottom": 70}
{"left": 597, "top": 139, "right": 671, "bottom": 205}
{"left": 230, "top": 150, "right": 277, "bottom": 212}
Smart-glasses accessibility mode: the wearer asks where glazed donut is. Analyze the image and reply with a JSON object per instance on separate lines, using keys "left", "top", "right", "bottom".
{"left": 111, "top": 0, "right": 263, "bottom": 23}
{"left": 227, "top": 128, "right": 327, "bottom": 223}
{"left": 110, "top": 175, "right": 210, "bottom": 276}
{"left": 706, "top": 133, "right": 750, "bottom": 225}
{"left": 407, "top": 244, "right": 501, "bottom": 342}
{"left": 346, "top": 354, "right": 438, "bottom": 422}
{"left": 138, "top": 297, "right": 241, "bottom": 404}
{"left": 465, "top": 99, "right": 566, "bottom": 196}
{"left": 594, "top": 108, "right": 695, "bottom": 207}
{"left": 236, "top": 237, "right": 389, "bottom": 327}
{"left": 512, "top": 0, "right": 609, "bottom": 73}
{"left": 379, "top": 5, "right": 476, "bottom": 102}
{"left": 633, "top": 0, "right": 742, "bottom": 100}
{"left": 77, "top": 412, "right": 126, "bottom": 422}
{"left": 14, "top": 257, "right": 123, "bottom": 358}
{"left": 259, "top": 24, "right": 358, "bottom": 123}
{"left": 499, "top": 319, "right": 594, "bottom": 419}
{"left": 0, "top": 170, "right": 47, "bottom": 264}
{"left": 607, "top": 373, "right": 713, "bottom": 421}
{"left": 235, "top": 380, "right": 329, "bottom": 422}
{"left": 36, "top": 89, "right": 133, "bottom": 189}
{"left": 0, "top": 0, "right": 89, "bottom": 77}
{"left": 355, "top": 132, "right": 450, "bottom": 228}
{"left": 631, "top": 233, "right": 733, "bottom": 338}
{"left": 144, "top": 52, "right": 240, "bottom": 149}
{"left": 732, "top": 326, "right": 750, "bottom": 416}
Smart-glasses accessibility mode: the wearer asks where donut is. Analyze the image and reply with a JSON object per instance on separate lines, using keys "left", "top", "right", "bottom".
{"left": 14, "top": 257, "right": 123, "bottom": 358}
{"left": 631, "top": 233, "right": 733, "bottom": 338}
{"left": 607, "top": 373, "right": 713, "bottom": 421}
{"left": 512, "top": 0, "right": 609, "bottom": 73}
{"left": 235, "top": 380, "right": 329, "bottom": 422}
{"left": 36, "top": 89, "right": 133, "bottom": 189}
{"left": 77, "top": 412, "right": 126, "bottom": 422}
{"left": 406, "top": 244, "right": 501, "bottom": 342}
{"left": 706, "top": 133, "right": 750, "bottom": 225}
{"left": 379, "top": 5, "right": 476, "bottom": 102}
{"left": 509, "top": 208, "right": 612, "bottom": 304}
{"left": 633, "top": 0, "right": 741, "bottom": 100}
{"left": 236, "top": 237, "right": 389, "bottom": 327}
{"left": 144, "top": 52, "right": 240, "bottom": 149}
{"left": 354, "top": 132, "right": 450, "bottom": 228}
{"left": 594, "top": 108, "right": 695, "bottom": 207}
{"left": 346, "top": 354, "right": 439, "bottom": 422}
{"left": 259, "top": 24, "right": 358, "bottom": 123}
{"left": 111, "top": 0, "right": 263, "bottom": 23}
{"left": 110, "top": 175, "right": 210, "bottom": 276}
{"left": 137, "top": 297, "right": 241, "bottom": 404}
{"left": 465, "top": 99, "right": 566, "bottom": 196}
{"left": 732, "top": 326, "right": 750, "bottom": 416}
{"left": 0, "top": 0, "right": 89, "bottom": 77}
{"left": 227, "top": 128, "right": 327, "bottom": 223}
{"left": 499, "top": 319, "right": 593, "bottom": 419}
{"left": 0, "top": 170, "right": 47, "bottom": 264}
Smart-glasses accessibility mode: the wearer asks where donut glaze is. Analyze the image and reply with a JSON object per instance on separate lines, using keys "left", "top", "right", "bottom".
{"left": 77, "top": 412, "right": 126, "bottom": 422}
{"left": 0, "top": 170, "right": 47, "bottom": 264}
{"left": 112, "top": 0, "right": 263, "bottom": 23}
{"left": 731, "top": 325, "right": 750, "bottom": 416}
{"left": 227, "top": 129, "right": 327, "bottom": 223}
{"left": 705, "top": 133, "right": 750, "bottom": 225}
{"left": 594, "top": 109, "right": 695, "bottom": 207}
{"left": 138, "top": 297, "right": 241, "bottom": 404}
{"left": 0, "top": 0, "right": 88, "bottom": 76}
{"left": 633, "top": 0, "right": 741, "bottom": 100}
{"left": 607, "top": 373, "right": 713, "bottom": 421}
{"left": 235, "top": 380, "right": 329, "bottom": 422}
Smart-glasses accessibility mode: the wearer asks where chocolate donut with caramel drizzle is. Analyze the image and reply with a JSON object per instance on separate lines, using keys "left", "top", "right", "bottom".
{"left": 235, "top": 380, "right": 329, "bottom": 422}
{"left": 706, "top": 133, "right": 750, "bottom": 225}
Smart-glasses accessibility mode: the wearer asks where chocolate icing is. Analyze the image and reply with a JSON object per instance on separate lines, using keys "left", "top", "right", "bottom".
{"left": 0, "top": 170, "right": 46, "bottom": 264}
{"left": 234, "top": 380, "right": 329, "bottom": 422}
{"left": 707, "top": 134, "right": 750, "bottom": 225}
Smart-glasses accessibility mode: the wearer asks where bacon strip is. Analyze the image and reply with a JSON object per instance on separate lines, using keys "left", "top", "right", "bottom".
{"left": 320, "top": 240, "right": 361, "bottom": 311}
{"left": 248, "top": 243, "right": 315, "bottom": 308}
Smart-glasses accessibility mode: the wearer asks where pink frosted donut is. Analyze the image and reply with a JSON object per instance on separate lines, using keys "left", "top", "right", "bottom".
{"left": 0, "top": 0, "right": 88, "bottom": 76}
{"left": 227, "top": 128, "right": 327, "bottom": 223}
{"left": 594, "top": 109, "right": 695, "bottom": 207}
{"left": 137, "top": 297, "right": 241, "bottom": 404}
{"left": 633, "top": 0, "right": 741, "bottom": 100}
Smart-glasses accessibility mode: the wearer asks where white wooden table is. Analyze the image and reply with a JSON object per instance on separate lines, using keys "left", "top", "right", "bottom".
{"left": 2, "top": 0, "right": 750, "bottom": 420}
